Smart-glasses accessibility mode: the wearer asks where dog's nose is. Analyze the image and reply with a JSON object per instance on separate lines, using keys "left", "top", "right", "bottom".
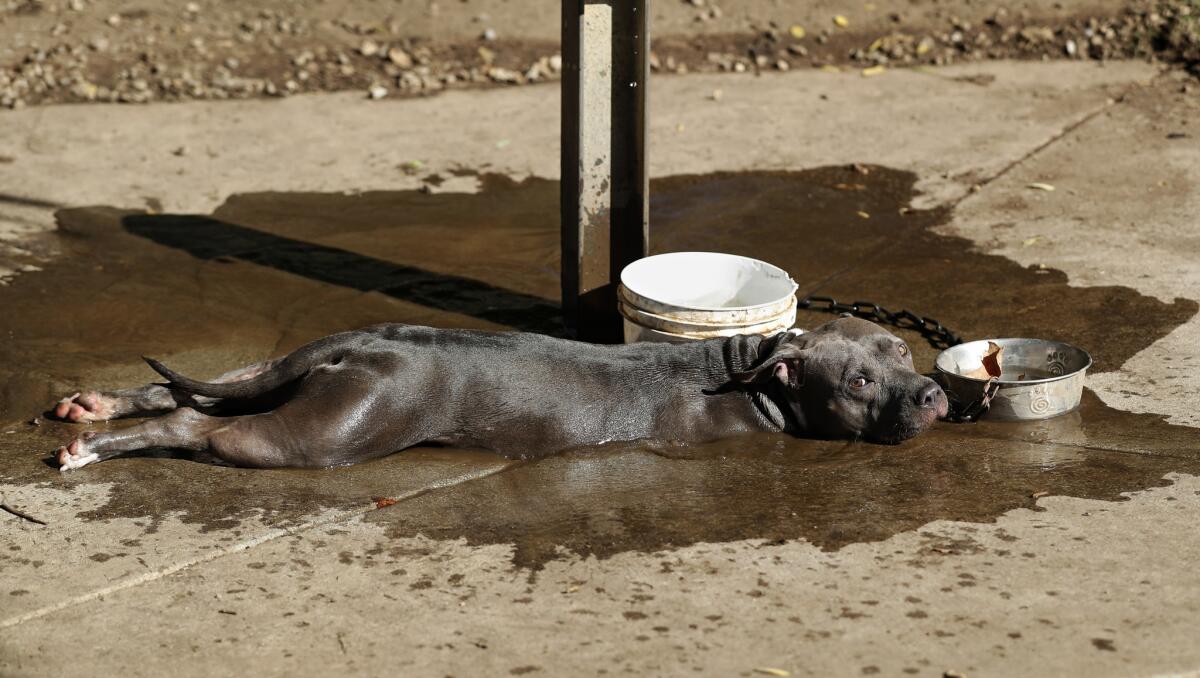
{"left": 915, "top": 382, "right": 949, "bottom": 418}
{"left": 917, "top": 382, "right": 946, "bottom": 410}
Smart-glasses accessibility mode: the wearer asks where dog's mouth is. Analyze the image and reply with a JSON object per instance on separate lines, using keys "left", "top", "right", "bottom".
{"left": 867, "top": 408, "right": 941, "bottom": 445}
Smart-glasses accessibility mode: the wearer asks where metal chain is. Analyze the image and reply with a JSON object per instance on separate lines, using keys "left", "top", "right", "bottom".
{"left": 797, "top": 295, "right": 963, "bottom": 349}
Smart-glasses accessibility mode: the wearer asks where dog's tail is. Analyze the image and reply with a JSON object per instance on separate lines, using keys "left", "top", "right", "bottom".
{"left": 143, "top": 338, "right": 342, "bottom": 399}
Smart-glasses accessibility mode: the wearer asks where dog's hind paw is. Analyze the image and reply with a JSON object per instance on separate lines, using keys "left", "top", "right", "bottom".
{"left": 52, "top": 392, "right": 119, "bottom": 423}
{"left": 56, "top": 432, "right": 100, "bottom": 471}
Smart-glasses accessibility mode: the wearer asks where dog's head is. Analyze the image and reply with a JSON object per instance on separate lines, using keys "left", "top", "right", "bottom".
{"left": 735, "top": 317, "right": 948, "bottom": 443}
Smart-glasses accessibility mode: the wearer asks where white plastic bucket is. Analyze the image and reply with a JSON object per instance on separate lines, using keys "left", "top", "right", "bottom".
{"left": 618, "top": 252, "right": 798, "bottom": 343}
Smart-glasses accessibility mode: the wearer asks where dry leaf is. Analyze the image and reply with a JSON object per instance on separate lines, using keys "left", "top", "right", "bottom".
{"left": 789, "top": 24, "right": 806, "bottom": 39}
{"left": 754, "top": 669, "right": 791, "bottom": 677}
{"left": 833, "top": 14, "right": 849, "bottom": 27}
{"left": 1027, "top": 182, "right": 1055, "bottom": 191}
{"left": 1031, "top": 491, "right": 1050, "bottom": 499}
{"left": 856, "top": 211, "right": 871, "bottom": 219}
{"left": 963, "top": 341, "right": 1003, "bottom": 380}
{"left": 1022, "top": 236, "right": 1041, "bottom": 247}
{"left": 861, "top": 65, "right": 886, "bottom": 77}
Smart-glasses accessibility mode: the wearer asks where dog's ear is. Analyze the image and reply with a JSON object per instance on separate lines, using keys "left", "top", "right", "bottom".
{"left": 732, "top": 340, "right": 806, "bottom": 389}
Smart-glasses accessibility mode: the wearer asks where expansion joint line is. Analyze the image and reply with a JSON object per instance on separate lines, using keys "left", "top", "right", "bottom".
{"left": 0, "top": 460, "right": 525, "bottom": 629}
{"left": 951, "top": 69, "right": 1166, "bottom": 209}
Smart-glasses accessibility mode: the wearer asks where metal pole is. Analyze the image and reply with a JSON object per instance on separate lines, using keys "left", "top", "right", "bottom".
{"left": 561, "top": 0, "right": 649, "bottom": 343}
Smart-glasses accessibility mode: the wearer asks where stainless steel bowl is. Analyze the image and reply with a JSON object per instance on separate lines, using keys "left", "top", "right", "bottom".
{"left": 935, "top": 338, "right": 1093, "bottom": 421}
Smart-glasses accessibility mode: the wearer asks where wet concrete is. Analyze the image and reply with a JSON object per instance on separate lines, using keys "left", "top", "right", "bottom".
{"left": 375, "top": 392, "right": 1200, "bottom": 569}
{"left": 0, "top": 166, "right": 1196, "bottom": 558}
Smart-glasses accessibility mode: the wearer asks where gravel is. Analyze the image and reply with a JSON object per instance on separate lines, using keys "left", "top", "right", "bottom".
{"left": 0, "top": 0, "right": 1195, "bottom": 109}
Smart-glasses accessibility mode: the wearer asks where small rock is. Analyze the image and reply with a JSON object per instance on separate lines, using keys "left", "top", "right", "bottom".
{"left": 106, "top": 13, "right": 121, "bottom": 27}
{"left": 486, "top": 67, "right": 520, "bottom": 83}
{"left": 1064, "top": 39, "right": 1077, "bottom": 56}
{"left": 709, "top": 88, "right": 722, "bottom": 100}
{"left": 185, "top": 1, "right": 200, "bottom": 13}
{"left": 482, "top": 28, "right": 497, "bottom": 41}
{"left": 548, "top": 54, "right": 563, "bottom": 71}
{"left": 359, "top": 40, "right": 379, "bottom": 57}
{"left": 368, "top": 85, "right": 387, "bottom": 99}
{"left": 89, "top": 36, "right": 109, "bottom": 51}
{"left": 387, "top": 47, "right": 413, "bottom": 68}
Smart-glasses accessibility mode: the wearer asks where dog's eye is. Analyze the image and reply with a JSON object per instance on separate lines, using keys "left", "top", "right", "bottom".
{"left": 850, "top": 376, "right": 868, "bottom": 389}
{"left": 898, "top": 344, "right": 909, "bottom": 356}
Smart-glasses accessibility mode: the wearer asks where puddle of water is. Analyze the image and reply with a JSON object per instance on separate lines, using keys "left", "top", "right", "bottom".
{"left": 375, "top": 390, "right": 1200, "bottom": 569}
{"left": 0, "top": 166, "right": 1195, "bottom": 558}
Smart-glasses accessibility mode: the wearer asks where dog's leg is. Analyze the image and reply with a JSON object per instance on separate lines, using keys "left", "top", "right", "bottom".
{"left": 54, "top": 407, "right": 227, "bottom": 470}
{"left": 202, "top": 363, "right": 429, "bottom": 468}
{"left": 51, "top": 360, "right": 280, "bottom": 422}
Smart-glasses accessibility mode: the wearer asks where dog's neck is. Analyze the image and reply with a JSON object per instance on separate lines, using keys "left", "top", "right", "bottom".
{"left": 706, "top": 332, "right": 802, "bottom": 434}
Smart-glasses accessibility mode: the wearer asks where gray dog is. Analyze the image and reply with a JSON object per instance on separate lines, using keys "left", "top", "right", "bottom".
{"left": 50, "top": 317, "right": 947, "bottom": 471}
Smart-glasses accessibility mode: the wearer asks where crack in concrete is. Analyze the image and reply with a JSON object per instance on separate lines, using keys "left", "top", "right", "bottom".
{"left": 949, "top": 70, "right": 1165, "bottom": 208}
{"left": 0, "top": 461, "right": 521, "bottom": 629}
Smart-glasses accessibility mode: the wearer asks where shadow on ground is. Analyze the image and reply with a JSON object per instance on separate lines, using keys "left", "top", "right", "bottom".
{"left": 1, "top": 166, "right": 1196, "bottom": 568}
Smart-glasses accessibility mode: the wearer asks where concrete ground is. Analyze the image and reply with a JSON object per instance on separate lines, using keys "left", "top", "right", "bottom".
{"left": 2, "top": 59, "right": 1200, "bottom": 677}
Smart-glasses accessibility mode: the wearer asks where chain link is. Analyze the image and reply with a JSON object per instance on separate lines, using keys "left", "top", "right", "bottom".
{"left": 797, "top": 295, "right": 963, "bottom": 349}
